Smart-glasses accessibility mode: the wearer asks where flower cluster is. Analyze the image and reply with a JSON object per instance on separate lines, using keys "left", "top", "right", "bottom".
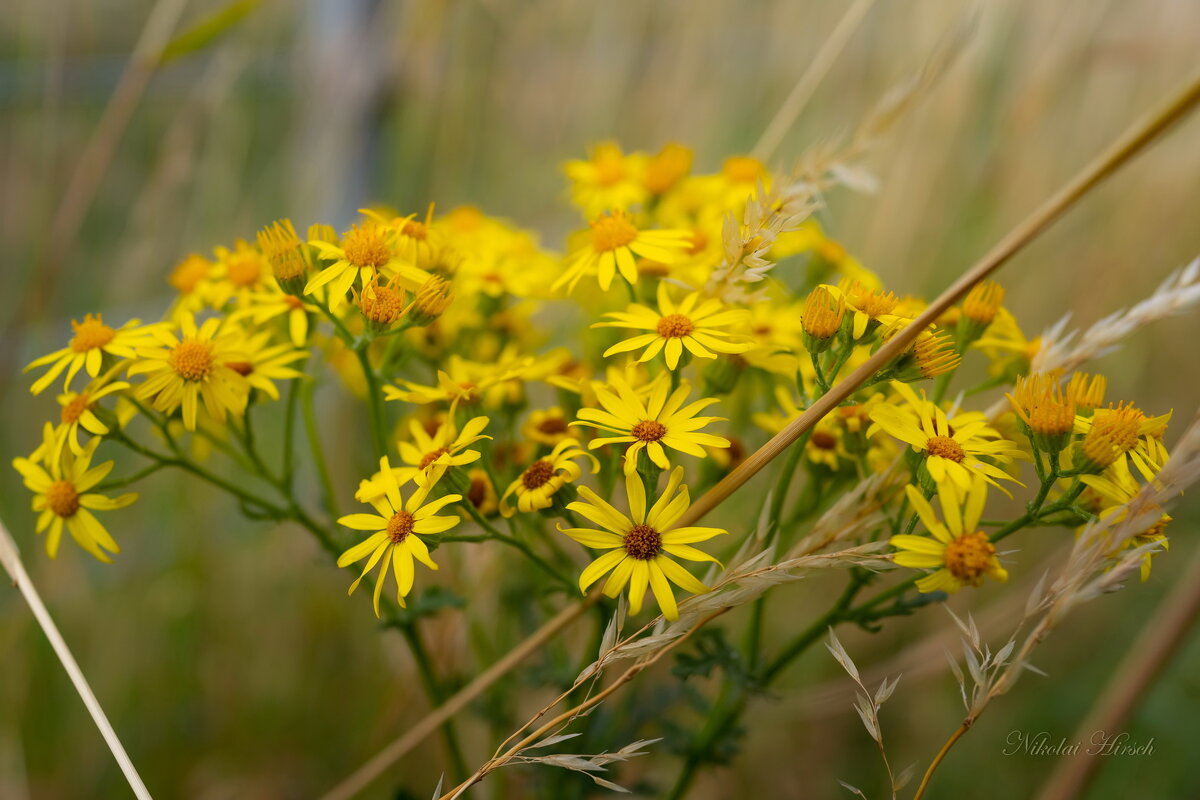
{"left": 13, "top": 139, "right": 1176, "bottom": 627}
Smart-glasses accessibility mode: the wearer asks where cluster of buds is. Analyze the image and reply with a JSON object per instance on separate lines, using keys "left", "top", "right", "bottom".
{"left": 801, "top": 285, "right": 846, "bottom": 354}
{"left": 1008, "top": 373, "right": 1075, "bottom": 454}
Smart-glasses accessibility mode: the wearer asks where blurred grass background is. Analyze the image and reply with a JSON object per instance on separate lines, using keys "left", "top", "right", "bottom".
{"left": 2, "top": 1, "right": 1199, "bottom": 798}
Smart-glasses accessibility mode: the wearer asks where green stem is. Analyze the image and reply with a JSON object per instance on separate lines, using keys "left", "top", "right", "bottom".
{"left": 398, "top": 623, "right": 470, "bottom": 781}
{"left": 460, "top": 502, "right": 575, "bottom": 592}
{"left": 301, "top": 381, "right": 341, "bottom": 520}
{"left": 355, "top": 344, "right": 389, "bottom": 459}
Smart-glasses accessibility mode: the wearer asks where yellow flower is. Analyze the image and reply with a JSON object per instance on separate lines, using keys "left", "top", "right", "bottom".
{"left": 230, "top": 287, "right": 316, "bottom": 347}
{"left": 257, "top": 218, "right": 309, "bottom": 290}
{"left": 224, "top": 327, "right": 307, "bottom": 401}
{"left": 961, "top": 280, "right": 1005, "bottom": 327}
{"left": 386, "top": 350, "right": 534, "bottom": 408}
{"left": 12, "top": 437, "right": 137, "bottom": 562}
{"left": 523, "top": 407, "right": 573, "bottom": 446}
{"left": 868, "top": 381, "right": 1021, "bottom": 493}
{"left": 1074, "top": 402, "right": 1171, "bottom": 477}
{"left": 395, "top": 414, "right": 491, "bottom": 487}
{"left": 208, "top": 239, "right": 272, "bottom": 308}
{"left": 596, "top": 283, "right": 751, "bottom": 370}
{"left": 337, "top": 465, "right": 462, "bottom": 617}
{"left": 464, "top": 468, "right": 499, "bottom": 516}
{"left": 1007, "top": 373, "right": 1074, "bottom": 453}
{"left": 553, "top": 210, "right": 691, "bottom": 293}
{"left": 890, "top": 475, "right": 1007, "bottom": 594}
{"left": 564, "top": 142, "right": 649, "bottom": 217}
{"left": 25, "top": 313, "right": 166, "bottom": 395}
{"left": 1080, "top": 459, "right": 1170, "bottom": 581}
{"left": 169, "top": 253, "right": 213, "bottom": 298}
{"left": 972, "top": 307, "right": 1039, "bottom": 377}
{"left": 128, "top": 313, "right": 250, "bottom": 431}
{"left": 801, "top": 285, "right": 846, "bottom": 351}
{"left": 306, "top": 222, "right": 429, "bottom": 300}
{"left": 53, "top": 379, "right": 130, "bottom": 459}
{"left": 500, "top": 438, "right": 598, "bottom": 516}
{"left": 573, "top": 374, "right": 729, "bottom": 475}
{"left": 841, "top": 282, "right": 899, "bottom": 340}
{"left": 1066, "top": 372, "right": 1107, "bottom": 411}
{"left": 643, "top": 142, "right": 693, "bottom": 195}
{"left": 560, "top": 466, "right": 726, "bottom": 620}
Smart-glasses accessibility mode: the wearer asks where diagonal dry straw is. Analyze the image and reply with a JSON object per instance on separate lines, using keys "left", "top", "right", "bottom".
{"left": 0, "top": 519, "right": 153, "bottom": 799}
{"left": 324, "top": 69, "right": 1200, "bottom": 799}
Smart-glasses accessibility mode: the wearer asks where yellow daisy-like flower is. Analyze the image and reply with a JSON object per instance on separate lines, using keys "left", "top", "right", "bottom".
{"left": 208, "top": 239, "right": 272, "bottom": 308}
{"left": 572, "top": 374, "right": 729, "bottom": 475}
{"left": 395, "top": 414, "right": 491, "bottom": 486}
{"left": 224, "top": 328, "right": 307, "bottom": 401}
{"left": 53, "top": 379, "right": 130, "bottom": 459}
{"left": 385, "top": 351, "right": 534, "bottom": 408}
{"left": 500, "top": 438, "right": 599, "bottom": 516}
{"left": 1073, "top": 403, "right": 1171, "bottom": 479}
{"left": 553, "top": 210, "right": 691, "bottom": 293}
{"left": 306, "top": 222, "right": 429, "bottom": 301}
{"left": 522, "top": 407, "right": 574, "bottom": 447}
{"left": 868, "top": 381, "right": 1021, "bottom": 493}
{"left": 336, "top": 464, "right": 462, "bottom": 617}
{"left": 464, "top": 468, "right": 499, "bottom": 516}
{"left": 890, "top": 475, "right": 1008, "bottom": 594}
{"left": 1080, "top": 459, "right": 1170, "bottom": 581}
{"left": 12, "top": 437, "right": 137, "bottom": 562}
{"left": 25, "top": 313, "right": 166, "bottom": 395}
{"left": 559, "top": 466, "right": 726, "bottom": 620}
{"left": 230, "top": 288, "right": 316, "bottom": 347}
{"left": 564, "top": 141, "right": 649, "bottom": 217}
{"left": 595, "top": 283, "right": 752, "bottom": 370}
{"left": 128, "top": 313, "right": 250, "bottom": 431}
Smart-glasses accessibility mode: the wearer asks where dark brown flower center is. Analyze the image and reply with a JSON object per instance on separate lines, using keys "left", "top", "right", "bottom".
{"left": 537, "top": 417, "right": 568, "bottom": 435}
{"left": 419, "top": 447, "right": 449, "bottom": 469}
{"left": 521, "top": 459, "right": 555, "bottom": 489}
{"left": 811, "top": 431, "right": 837, "bottom": 450}
{"left": 623, "top": 523, "right": 662, "bottom": 560}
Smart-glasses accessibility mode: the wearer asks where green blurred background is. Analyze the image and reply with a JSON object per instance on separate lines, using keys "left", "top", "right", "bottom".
{"left": 2, "top": 1, "right": 1199, "bottom": 798}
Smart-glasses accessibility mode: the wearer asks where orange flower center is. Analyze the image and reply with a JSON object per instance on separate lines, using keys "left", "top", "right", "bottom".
{"left": 631, "top": 420, "right": 667, "bottom": 442}
{"left": 419, "top": 447, "right": 449, "bottom": 470}
{"left": 359, "top": 283, "right": 407, "bottom": 324}
{"left": 226, "top": 253, "right": 263, "bottom": 287}
{"left": 70, "top": 314, "right": 116, "bottom": 353}
{"left": 623, "top": 523, "right": 662, "bottom": 560}
{"left": 402, "top": 219, "right": 429, "bottom": 240}
{"left": 61, "top": 394, "right": 92, "bottom": 424}
{"left": 284, "top": 295, "right": 306, "bottom": 310}
{"left": 943, "top": 532, "right": 995, "bottom": 584}
{"left": 169, "top": 255, "right": 210, "bottom": 294}
{"left": 343, "top": 226, "right": 392, "bottom": 269}
{"left": 656, "top": 313, "right": 694, "bottom": 339}
{"left": 169, "top": 339, "right": 216, "bottom": 381}
{"left": 387, "top": 510, "right": 415, "bottom": 543}
{"left": 45, "top": 480, "right": 80, "bottom": 518}
{"left": 521, "top": 460, "right": 555, "bottom": 489}
{"left": 226, "top": 361, "right": 254, "bottom": 376}
{"left": 590, "top": 212, "right": 638, "bottom": 253}
{"left": 925, "top": 435, "right": 965, "bottom": 462}
{"left": 722, "top": 155, "right": 764, "bottom": 184}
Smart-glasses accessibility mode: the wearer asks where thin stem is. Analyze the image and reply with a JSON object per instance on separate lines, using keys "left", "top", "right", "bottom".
{"left": 302, "top": 380, "right": 341, "bottom": 520}
{"left": 911, "top": 722, "right": 970, "bottom": 800}
{"left": 0, "top": 521, "right": 153, "bottom": 800}
{"left": 399, "top": 623, "right": 470, "bottom": 782}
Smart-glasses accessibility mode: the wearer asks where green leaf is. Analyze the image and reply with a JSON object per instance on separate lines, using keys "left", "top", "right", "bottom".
{"left": 157, "top": 0, "right": 260, "bottom": 65}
